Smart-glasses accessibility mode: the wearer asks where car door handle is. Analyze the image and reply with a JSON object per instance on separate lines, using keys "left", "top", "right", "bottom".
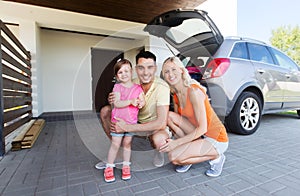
{"left": 257, "top": 69, "right": 265, "bottom": 74}
{"left": 285, "top": 74, "right": 291, "bottom": 78}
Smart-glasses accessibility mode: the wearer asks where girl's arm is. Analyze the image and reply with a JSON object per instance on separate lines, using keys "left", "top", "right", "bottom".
{"left": 113, "top": 92, "right": 137, "bottom": 108}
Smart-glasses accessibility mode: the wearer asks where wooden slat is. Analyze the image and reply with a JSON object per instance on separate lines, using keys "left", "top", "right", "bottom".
{"left": 2, "top": 50, "right": 31, "bottom": 76}
{"left": 3, "top": 115, "right": 32, "bottom": 137}
{"left": 2, "top": 63, "right": 32, "bottom": 84}
{"left": 21, "top": 119, "right": 45, "bottom": 149}
{"left": 0, "top": 22, "right": 31, "bottom": 60}
{"left": 2, "top": 78, "right": 32, "bottom": 92}
{"left": 11, "top": 119, "right": 35, "bottom": 151}
{"left": 3, "top": 90, "right": 31, "bottom": 97}
{"left": 1, "top": 36, "right": 31, "bottom": 68}
{"left": 3, "top": 96, "right": 32, "bottom": 110}
{"left": 3, "top": 105, "right": 32, "bottom": 123}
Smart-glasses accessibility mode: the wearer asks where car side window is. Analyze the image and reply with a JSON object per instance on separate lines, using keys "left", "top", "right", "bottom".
{"left": 248, "top": 43, "right": 275, "bottom": 64}
{"left": 230, "top": 42, "right": 248, "bottom": 59}
{"left": 270, "top": 48, "right": 299, "bottom": 70}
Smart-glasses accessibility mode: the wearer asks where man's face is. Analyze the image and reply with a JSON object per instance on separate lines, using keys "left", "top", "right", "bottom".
{"left": 135, "top": 57, "right": 157, "bottom": 84}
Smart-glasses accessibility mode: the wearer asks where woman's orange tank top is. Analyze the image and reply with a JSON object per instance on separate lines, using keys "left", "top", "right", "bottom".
{"left": 173, "top": 84, "right": 228, "bottom": 142}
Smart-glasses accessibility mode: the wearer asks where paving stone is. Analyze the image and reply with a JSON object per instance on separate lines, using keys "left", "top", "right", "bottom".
{"left": 67, "top": 184, "right": 84, "bottom": 196}
{"left": 257, "top": 180, "right": 286, "bottom": 194}
{"left": 130, "top": 181, "right": 159, "bottom": 193}
{"left": 1, "top": 114, "right": 300, "bottom": 195}
{"left": 135, "top": 187, "right": 166, "bottom": 196}
{"left": 116, "top": 188, "right": 134, "bottom": 196}
{"left": 82, "top": 181, "right": 100, "bottom": 195}
{"left": 36, "top": 186, "right": 67, "bottom": 196}
{"left": 272, "top": 187, "right": 300, "bottom": 196}
{"left": 193, "top": 184, "right": 222, "bottom": 196}
{"left": 224, "top": 179, "right": 253, "bottom": 193}
{"left": 2, "top": 186, "right": 36, "bottom": 196}
{"left": 155, "top": 177, "right": 178, "bottom": 193}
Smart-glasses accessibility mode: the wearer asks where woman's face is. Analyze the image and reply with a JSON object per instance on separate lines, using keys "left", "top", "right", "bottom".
{"left": 162, "top": 61, "right": 183, "bottom": 86}
{"left": 116, "top": 63, "right": 132, "bottom": 84}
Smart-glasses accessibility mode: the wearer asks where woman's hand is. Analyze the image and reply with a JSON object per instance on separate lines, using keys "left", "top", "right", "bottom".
{"left": 159, "top": 139, "right": 177, "bottom": 153}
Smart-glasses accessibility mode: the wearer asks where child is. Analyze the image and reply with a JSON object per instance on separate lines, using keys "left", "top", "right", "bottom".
{"left": 104, "top": 59, "right": 145, "bottom": 182}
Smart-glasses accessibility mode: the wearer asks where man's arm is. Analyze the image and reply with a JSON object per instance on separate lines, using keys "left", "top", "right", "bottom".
{"left": 114, "top": 105, "right": 169, "bottom": 133}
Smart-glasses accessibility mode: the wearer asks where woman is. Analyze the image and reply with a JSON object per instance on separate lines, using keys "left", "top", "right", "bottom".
{"left": 160, "top": 57, "right": 229, "bottom": 177}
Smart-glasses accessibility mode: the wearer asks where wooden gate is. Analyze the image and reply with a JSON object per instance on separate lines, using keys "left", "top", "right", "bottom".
{"left": 0, "top": 21, "right": 32, "bottom": 156}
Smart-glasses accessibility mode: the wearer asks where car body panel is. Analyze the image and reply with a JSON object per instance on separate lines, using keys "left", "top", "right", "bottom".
{"left": 145, "top": 9, "right": 300, "bottom": 134}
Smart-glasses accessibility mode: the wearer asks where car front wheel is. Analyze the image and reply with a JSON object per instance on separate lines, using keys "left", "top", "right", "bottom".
{"left": 225, "top": 91, "right": 262, "bottom": 135}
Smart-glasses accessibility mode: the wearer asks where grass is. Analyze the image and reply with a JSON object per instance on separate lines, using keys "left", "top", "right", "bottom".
{"left": 280, "top": 110, "right": 297, "bottom": 115}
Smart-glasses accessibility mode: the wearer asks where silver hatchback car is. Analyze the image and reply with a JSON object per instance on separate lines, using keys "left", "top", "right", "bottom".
{"left": 144, "top": 9, "right": 300, "bottom": 135}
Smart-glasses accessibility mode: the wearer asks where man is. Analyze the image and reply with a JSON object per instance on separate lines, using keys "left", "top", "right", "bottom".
{"left": 96, "top": 50, "right": 170, "bottom": 169}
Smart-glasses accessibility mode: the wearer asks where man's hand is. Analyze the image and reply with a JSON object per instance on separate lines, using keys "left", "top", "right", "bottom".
{"left": 108, "top": 92, "right": 116, "bottom": 105}
{"left": 159, "top": 139, "right": 177, "bottom": 153}
{"left": 111, "top": 117, "right": 127, "bottom": 133}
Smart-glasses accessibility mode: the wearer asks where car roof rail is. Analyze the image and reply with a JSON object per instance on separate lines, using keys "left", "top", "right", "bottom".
{"left": 225, "top": 36, "right": 267, "bottom": 45}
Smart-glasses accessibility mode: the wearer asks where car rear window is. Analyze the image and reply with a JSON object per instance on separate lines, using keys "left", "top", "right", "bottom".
{"left": 230, "top": 42, "right": 248, "bottom": 59}
{"left": 165, "top": 18, "right": 211, "bottom": 44}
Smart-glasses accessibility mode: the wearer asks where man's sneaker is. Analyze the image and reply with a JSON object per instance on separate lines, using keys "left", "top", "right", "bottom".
{"left": 153, "top": 151, "right": 164, "bottom": 167}
{"left": 104, "top": 167, "right": 115, "bottom": 182}
{"left": 122, "top": 165, "right": 131, "bottom": 180}
{"left": 205, "top": 154, "right": 226, "bottom": 177}
{"left": 95, "top": 161, "right": 106, "bottom": 170}
{"left": 175, "top": 164, "right": 192, "bottom": 173}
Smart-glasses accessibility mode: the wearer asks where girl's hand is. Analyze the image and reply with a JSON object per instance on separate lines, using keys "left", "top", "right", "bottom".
{"left": 137, "top": 97, "right": 145, "bottom": 109}
{"left": 131, "top": 98, "right": 138, "bottom": 107}
{"left": 159, "top": 139, "right": 177, "bottom": 153}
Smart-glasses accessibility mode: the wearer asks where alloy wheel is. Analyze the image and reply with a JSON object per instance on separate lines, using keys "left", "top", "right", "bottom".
{"left": 240, "top": 97, "right": 260, "bottom": 131}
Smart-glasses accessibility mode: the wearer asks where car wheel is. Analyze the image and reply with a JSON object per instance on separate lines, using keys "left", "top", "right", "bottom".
{"left": 297, "top": 110, "right": 300, "bottom": 118}
{"left": 225, "top": 91, "right": 262, "bottom": 135}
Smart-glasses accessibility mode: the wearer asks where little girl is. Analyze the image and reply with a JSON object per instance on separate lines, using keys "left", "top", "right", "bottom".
{"left": 104, "top": 59, "right": 145, "bottom": 182}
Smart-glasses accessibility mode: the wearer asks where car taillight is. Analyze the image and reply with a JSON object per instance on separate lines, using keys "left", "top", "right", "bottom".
{"left": 202, "top": 58, "right": 230, "bottom": 79}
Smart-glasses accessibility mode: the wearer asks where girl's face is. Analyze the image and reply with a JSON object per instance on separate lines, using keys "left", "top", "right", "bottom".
{"left": 162, "top": 61, "right": 183, "bottom": 86}
{"left": 116, "top": 63, "right": 132, "bottom": 83}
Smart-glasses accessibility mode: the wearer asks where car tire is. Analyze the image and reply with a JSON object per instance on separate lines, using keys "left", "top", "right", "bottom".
{"left": 297, "top": 110, "right": 300, "bottom": 118}
{"left": 225, "top": 91, "right": 262, "bottom": 135}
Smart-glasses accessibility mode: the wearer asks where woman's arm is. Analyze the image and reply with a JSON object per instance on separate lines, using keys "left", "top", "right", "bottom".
{"left": 177, "top": 87, "right": 207, "bottom": 145}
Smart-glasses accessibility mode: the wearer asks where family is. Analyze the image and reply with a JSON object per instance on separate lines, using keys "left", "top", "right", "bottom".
{"left": 98, "top": 50, "right": 229, "bottom": 183}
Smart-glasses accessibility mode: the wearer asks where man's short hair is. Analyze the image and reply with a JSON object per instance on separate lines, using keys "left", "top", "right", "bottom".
{"left": 136, "top": 50, "right": 156, "bottom": 63}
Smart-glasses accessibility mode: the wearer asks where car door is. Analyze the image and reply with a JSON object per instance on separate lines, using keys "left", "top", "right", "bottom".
{"left": 247, "top": 42, "right": 286, "bottom": 110}
{"left": 144, "top": 9, "right": 224, "bottom": 57}
{"left": 270, "top": 47, "right": 300, "bottom": 108}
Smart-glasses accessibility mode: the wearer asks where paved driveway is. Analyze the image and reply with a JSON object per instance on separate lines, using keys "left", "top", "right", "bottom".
{"left": 0, "top": 113, "right": 300, "bottom": 195}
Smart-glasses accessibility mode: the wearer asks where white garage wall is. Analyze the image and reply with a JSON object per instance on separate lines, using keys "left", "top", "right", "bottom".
{"left": 40, "top": 29, "right": 103, "bottom": 112}
{"left": 40, "top": 29, "right": 147, "bottom": 112}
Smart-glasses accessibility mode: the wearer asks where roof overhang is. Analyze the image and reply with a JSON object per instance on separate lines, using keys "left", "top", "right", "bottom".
{"left": 4, "top": 0, "right": 206, "bottom": 24}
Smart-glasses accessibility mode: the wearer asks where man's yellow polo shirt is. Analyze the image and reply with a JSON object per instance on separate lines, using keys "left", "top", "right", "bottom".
{"left": 133, "top": 77, "right": 170, "bottom": 123}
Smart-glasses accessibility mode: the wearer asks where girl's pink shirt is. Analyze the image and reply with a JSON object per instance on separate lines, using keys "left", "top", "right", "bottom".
{"left": 111, "top": 83, "right": 143, "bottom": 124}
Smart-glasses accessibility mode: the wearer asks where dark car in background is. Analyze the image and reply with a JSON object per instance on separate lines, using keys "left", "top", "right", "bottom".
{"left": 144, "top": 9, "right": 300, "bottom": 135}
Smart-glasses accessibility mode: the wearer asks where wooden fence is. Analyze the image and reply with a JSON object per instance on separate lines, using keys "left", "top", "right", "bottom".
{"left": 0, "top": 20, "right": 32, "bottom": 156}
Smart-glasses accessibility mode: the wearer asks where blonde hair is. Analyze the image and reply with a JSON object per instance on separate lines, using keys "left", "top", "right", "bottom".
{"left": 162, "top": 56, "right": 206, "bottom": 93}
